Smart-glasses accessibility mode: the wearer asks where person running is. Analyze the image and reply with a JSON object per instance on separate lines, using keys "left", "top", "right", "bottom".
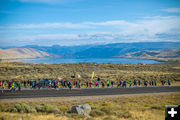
{"left": 117, "top": 80, "right": 121, "bottom": 88}
{"left": 154, "top": 80, "right": 157, "bottom": 86}
{"left": 1, "top": 81, "right": 5, "bottom": 93}
{"left": 57, "top": 81, "right": 60, "bottom": 89}
{"left": 74, "top": 80, "right": 76, "bottom": 86}
{"left": 54, "top": 81, "right": 57, "bottom": 89}
{"left": 18, "top": 81, "right": 21, "bottom": 91}
{"left": 152, "top": 81, "right": 154, "bottom": 86}
{"left": 138, "top": 80, "right": 141, "bottom": 86}
{"left": 48, "top": 81, "right": 51, "bottom": 89}
{"left": 123, "top": 80, "right": 126, "bottom": 88}
{"left": 64, "top": 80, "right": 66, "bottom": 88}
{"left": 129, "top": 81, "right": 132, "bottom": 87}
{"left": 168, "top": 80, "right": 171, "bottom": 86}
{"left": 89, "top": 81, "right": 92, "bottom": 88}
{"left": 107, "top": 80, "right": 110, "bottom": 88}
{"left": 23, "top": 81, "right": 27, "bottom": 88}
{"left": 111, "top": 81, "right": 114, "bottom": 88}
{"left": 78, "top": 80, "right": 81, "bottom": 88}
{"left": 10, "top": 82, "right": 15, "bottom": 92}
{"left": 8, "top": 80, "right": 12, "bottom": 89}
{"left": 69, "top": 82, "right": 72, "bottom": 90}
{"left": 95, "top": 81, "right": 97, "bottom": 87}
{"left": 144, "top": 80, "right": 147, "bottom": 87}
{"left": 86, "top": 81, "right": 89, "bottom": 88}
{"left": 0, "top": 80, "right": 2, "bottom": 88}
{"left": 75, "top": 81, "right": 78, "bottom": 88}
{"left": 133, "top": 80, "right": 136, "bottom": 86}
{"left": 161, "top": 80, "right": 165, "bottom": 86}
{"left": 102, "top": 82, "right": 105, "bottom": 88}
{"left": 97, "top": 81, "right": 99, "bottom": 87}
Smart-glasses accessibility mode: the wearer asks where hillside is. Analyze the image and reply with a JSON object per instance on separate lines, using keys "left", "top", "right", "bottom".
{"left": 119, "top": 49, "right": 180, "bottom": 61}
{"left": 0, "top": 42, "right": 180, "bottom": 60}
{"left": 0, "top": 48, "right": 51, "bottom": 60}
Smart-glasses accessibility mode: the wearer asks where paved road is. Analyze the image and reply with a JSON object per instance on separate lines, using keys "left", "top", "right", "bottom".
{"left": 0, "top": 86, "right": 180, "bottom": 99}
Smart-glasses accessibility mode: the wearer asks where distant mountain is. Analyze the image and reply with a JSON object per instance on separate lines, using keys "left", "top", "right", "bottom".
{"left": 20, "top": 44, "right": 94, "bottom": 58}
{"left": 0, "top": 48, "right": 51, "bottom": 60}
{"left": 0, "top": 42, "right": 180, "bottom": 60}
{"left": 119, "top": 49, "right": 180, "bottom": 61}
{"left": 74, "top": 42, "right": 180, "bottom": 58}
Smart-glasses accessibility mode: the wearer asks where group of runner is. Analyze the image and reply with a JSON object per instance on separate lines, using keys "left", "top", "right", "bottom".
{"left": 0, "top": 78, "right": 171, "bottom": 92}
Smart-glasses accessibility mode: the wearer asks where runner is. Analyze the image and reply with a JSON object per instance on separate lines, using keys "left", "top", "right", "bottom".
{"left": 86, "top": 81, "right": 89, "bottom": 88}
{"left": 18, "top": 81, "right": 21, "bottom": 91}
{"left": 74, "top": 80, "right": 76, "bottom": 86}
{"left": 54, "top": 81, "right": 57, "bottom": 89}
{"left": 10, "top": 82, "right": 15, "bottom": 92}
{"left": 138, "top": 80, "right": 141, "bottom": 86}
{"left": 107, "top": 80, "right": 110, "bottom": 88}
{"left": 154, "top": 80, "right": 157, "bottom": 86}
{"left": 168, "top": 80, "right": 171, "bottom": 86}
{"left": 144, "top": 80, "right": 147, "bottom": 87}
{"left": 117, "top": 80, "right": 121, "bottom": 88}
{"left": 95, "top": 81, "right": 97, "bottom": 87}
{"left": 152, "top": 81, "right": 154, "bottom": 86}
{"left": 69, "top": 82, "right": 72, "bottom": 90}
{"left": 0, "top": 80, "right": 2, "bottom": 88}
{"left": 129, "top": 80, "right": 132, "bottom": 87}
{"left": 1, "top": 81, "right": 5, "bottom": 93}
{"left": 111, "top": 81, "right": 114, "bottom": 88}
{"left": 23, "top": 80, "right": 27, "bottom": 88}
{"left": 78, "top": 80, "right": 81, "bottom": 88}
{"left": 48, "top": 81, "right": 51, "bottom": 90}
{"left": 102, "top": 82, "right": 105, "bottom": 88}
{"left": 75, "top": 81, "right": 78, "bottom": 88}
{"left": 57, "top": 81, "right": 60, "bottom": 89}
{"left": 89, "top": 81, "right": 92, "bottom": 88}
{"left": 123, "top": 80, "right": 126, "bottom": 88}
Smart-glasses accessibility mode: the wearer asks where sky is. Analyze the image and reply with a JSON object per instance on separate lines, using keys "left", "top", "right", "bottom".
{"left": 0, "top": 0, "right": 180, "bottom": 46}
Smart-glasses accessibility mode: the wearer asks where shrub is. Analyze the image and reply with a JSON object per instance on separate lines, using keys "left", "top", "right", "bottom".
{"left": 102, "top": 102, "right": 111, "bottom": 106}
{"left": 100, "top": 107, "right": 111, "bottom": 115}
{"left": 117, "top": 111, "right": 132, "bottom": 119}
{"left": 14, "top": 104, "right": 24, "bottom": 112}
{"left": 43, "top": 104, "right": 60, "bottom": 113}
{"left": 6, "top": 107, "right": 18, "bottom": 113}
{"left": 35, "top": 105, "right": 43, "bottom": 112}
{"left": 91, "top": 106, "right": 97, "bottom": 110}
{"left": 90, "top": 109, "right": 105, "bottom": 117}
{"left": 58, "top": 105, "right": 67, "bottom": 113}
{"left": 0, "top": 105, "right": 6, "bottom": 112}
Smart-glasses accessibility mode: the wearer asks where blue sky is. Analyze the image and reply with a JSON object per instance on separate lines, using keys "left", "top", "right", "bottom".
{"left": 0, "top": 0, "right": 180, "bottom": 46}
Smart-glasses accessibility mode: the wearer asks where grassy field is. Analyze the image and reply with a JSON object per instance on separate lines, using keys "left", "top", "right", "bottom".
{"left": 0, "top": 92, "right": 180, "bottom": 120}
{"left": 0, "top": 61, "right": 180, "bottom": 85}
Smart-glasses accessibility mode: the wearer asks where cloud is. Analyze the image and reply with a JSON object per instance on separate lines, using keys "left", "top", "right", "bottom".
{"left": 162, "top": 8, "right": 180, "bottom": 13}
{"left": 0, "top": 16, "right": 180, "bottom": 46}
{"left": 4, "top": 22, "right": 92, "bottom": 29}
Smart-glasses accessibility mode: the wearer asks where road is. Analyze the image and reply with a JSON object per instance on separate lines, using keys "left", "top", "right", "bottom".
{"left": 0, "top": 86, "right": 180, "bottom": 99}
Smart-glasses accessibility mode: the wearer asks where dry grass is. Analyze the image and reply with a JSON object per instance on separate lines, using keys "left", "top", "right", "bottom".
{"left": 0, "top": 92, "right": 180, "bottom": 120}
{"left": 0, "top": 61, "right": 180, "bottom": 85}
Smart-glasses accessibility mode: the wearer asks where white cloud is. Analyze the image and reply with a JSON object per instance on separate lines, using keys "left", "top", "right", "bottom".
{"left": 0, "top": 16, "right": 180, "bottom": 46}
{"left": 162, "top": 8, "right": 180, "bottom": 13}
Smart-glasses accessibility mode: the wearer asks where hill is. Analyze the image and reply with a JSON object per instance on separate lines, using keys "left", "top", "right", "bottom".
{"left": 0, "top": 42, "right": 180, "bottom": 60}
{"left": 0, "top": 48, "right": 51, "bottom": 60}
{"left": 119, "top": 49, "right": 180, "bottom": 61}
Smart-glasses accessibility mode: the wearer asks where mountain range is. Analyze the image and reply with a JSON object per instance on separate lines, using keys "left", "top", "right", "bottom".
{"left": 0, "top": 42, "right": 180, "bottom": 61}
